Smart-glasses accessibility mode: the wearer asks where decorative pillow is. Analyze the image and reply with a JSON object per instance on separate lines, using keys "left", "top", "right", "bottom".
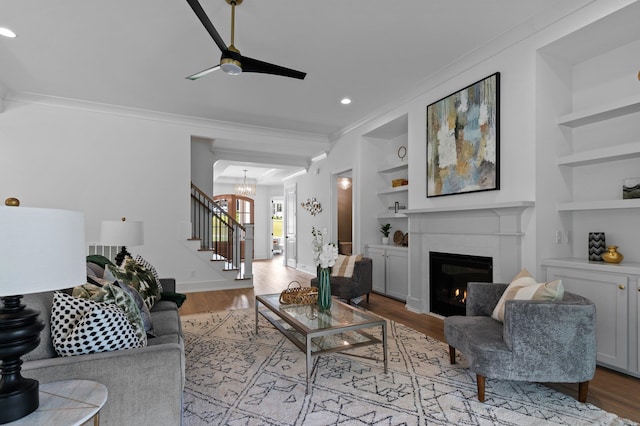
{"left": 86, "top": 254, "right": 115, "bottom": 269}
{"left": 51, "top": 292, "right": 143, "bottom": 357}
{"left": 491, "top": 268, "right": 564, "bottom": 322}
{"left": 331, "top": 254, "right": 363, "bottom": 278}
{"left": 106, "top": 258, "right": 160, "bottom": 310}
{"left": 134, "top": 255, "right": 163, "bottom": 292}
{"left": 73, "top": 281, "right": 148, "bottom": 344}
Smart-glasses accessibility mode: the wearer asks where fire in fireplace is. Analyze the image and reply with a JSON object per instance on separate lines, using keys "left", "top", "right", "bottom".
{"left": 430, "top": 252, "right": 493, "bottom": 316}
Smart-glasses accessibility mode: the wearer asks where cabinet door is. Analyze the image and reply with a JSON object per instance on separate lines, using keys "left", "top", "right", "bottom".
{"left": 386, "top": 250, "right": 409, "bottom": 301}
{"left": 367, "top": 248, "right": 386, "bottom": 294}
{"left": 546, "top": 267, "right": 628, "bottom": 370}
{"left": 637, "top": 277, "right": 640, "bottom": 375}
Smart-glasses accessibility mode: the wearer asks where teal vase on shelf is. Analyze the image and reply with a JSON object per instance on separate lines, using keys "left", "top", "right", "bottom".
{"left": 317, "top": 267, "right": 332, "bottom": 311}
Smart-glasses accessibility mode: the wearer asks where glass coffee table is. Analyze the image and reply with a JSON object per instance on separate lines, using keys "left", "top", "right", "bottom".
{"left": 255, "top": 294, "right": 387, "bottom": 394}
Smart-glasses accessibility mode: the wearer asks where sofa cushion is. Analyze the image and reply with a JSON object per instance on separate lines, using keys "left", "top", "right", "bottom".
{"left": 491, "top": 269, "right": 564, "bottom": 322}
{"left": 51, "top": 292, "right": 144, "bottom": 357}
{"left": 151, "top": 309, "right": 182, "bottom": 337}
{"left": 22, "top": 291, "right": 57, "bottom": 361}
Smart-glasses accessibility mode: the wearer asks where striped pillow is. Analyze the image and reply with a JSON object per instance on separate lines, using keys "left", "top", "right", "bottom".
{"left": 491, "top": 269, "right": 564, "bottom": 322}
{"left": 331, "top": 254, "right": 363, "bottom": 278}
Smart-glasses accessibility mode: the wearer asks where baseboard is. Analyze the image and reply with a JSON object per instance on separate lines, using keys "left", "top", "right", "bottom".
{"left": 177, "top": 278, "right": 253, "bottom": 293}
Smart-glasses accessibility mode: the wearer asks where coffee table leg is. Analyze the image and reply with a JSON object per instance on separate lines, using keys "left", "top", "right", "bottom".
{"left": 255, "top": 300, "right": 259, "bottom": 334}
{"left": 306, "top": 334, "right": 312, "bottom": 394}
{"left": 382, "top": 321, "right": 388, "bottom": 374}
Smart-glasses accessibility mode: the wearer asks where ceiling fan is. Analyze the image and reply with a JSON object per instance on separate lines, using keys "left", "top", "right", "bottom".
{"left": 185, "top": 0, "right": 306, "bottom": 80}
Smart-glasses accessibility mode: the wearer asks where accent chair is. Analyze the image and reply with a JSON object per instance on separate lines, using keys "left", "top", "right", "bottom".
{"left": 444, "top": 282, "right": 597, "bottom": 403}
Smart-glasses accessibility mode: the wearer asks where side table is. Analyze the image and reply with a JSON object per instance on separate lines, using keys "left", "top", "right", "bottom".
{"left": 9, "top": 380, "right": 108, "bottom": 426}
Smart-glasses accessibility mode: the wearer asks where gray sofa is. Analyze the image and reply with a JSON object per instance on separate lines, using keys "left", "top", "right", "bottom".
{"left": 22, "top": 278, "right": 184, "bottom": 426}
{"left": 444, "top": 282, "right": 596, "bottom": 403}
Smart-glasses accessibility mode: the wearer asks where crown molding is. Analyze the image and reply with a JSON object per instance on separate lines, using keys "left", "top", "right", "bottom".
{"left": 5, "top": 91, "right": 329, "bottom": 146}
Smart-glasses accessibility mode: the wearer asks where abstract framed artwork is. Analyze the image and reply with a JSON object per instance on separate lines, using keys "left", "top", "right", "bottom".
{"left": 426, "top": 72, "right": 500, "bottom": 197}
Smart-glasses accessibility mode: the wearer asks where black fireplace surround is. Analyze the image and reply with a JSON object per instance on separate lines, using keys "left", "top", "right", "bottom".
{"left": 430, "top": 252, "right": 493, "bottom": 316}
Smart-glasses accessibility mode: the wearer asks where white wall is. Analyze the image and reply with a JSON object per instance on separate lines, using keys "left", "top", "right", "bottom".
{"left": 0, "top": 100, "right": 220, "bottom": 291}
{"left": 190, "top": 137, "right": 215, "bottom": 195}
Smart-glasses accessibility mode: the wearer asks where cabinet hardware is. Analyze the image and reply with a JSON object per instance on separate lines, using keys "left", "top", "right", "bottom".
{"left": 618, "top": 284, "right": 625, "bottom": 290}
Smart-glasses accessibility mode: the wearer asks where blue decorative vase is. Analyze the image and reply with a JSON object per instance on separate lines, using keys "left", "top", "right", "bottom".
{"left": 317, "top": 267, "right": 332, "bottom": 311}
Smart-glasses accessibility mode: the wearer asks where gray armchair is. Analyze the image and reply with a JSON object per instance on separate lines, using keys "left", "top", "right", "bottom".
{"left": 310, "top": 257, "right": 372, "bottom": 304}
{"left": 444, "top": 282, "right": 596, "bottom": 403}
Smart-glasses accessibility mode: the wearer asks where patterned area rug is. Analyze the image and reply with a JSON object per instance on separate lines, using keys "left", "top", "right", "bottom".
{"left": 181, "top": 309, "right": 635, "bottom": 425}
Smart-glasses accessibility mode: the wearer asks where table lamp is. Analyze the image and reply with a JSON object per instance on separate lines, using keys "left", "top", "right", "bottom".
{"left": 100, "top": 218, "right": 144, "bottom": 266}
{"left": 0, "top": 199, "right": 86, "bottom": 423}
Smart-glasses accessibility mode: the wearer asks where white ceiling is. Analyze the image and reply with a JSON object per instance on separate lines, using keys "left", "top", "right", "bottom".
{"left": 1, "top": 0, "right": 584, "bottom": 184}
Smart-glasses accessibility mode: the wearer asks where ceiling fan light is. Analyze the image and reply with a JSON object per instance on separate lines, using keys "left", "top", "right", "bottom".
{"left": 0, "top": 27, "right": 17, "bottom": 38}
{"left": 221, "top": 58, "right": 242, "bottom": 75}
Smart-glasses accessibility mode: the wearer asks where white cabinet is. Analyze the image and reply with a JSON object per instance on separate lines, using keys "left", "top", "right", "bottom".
{"left": 542, "top": 259, "right": 640, "bottom": 377}
{"left": 366, "top": 245, "right": 408, "bottom": 301}
{"left": 367, "top": 247, "right": 386, "bottom": 294}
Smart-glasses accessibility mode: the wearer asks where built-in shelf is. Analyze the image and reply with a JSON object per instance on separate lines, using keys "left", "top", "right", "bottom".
{"left": 378, "top": 163, "right": 408, "bottom": 174}
{"left": 542, "top": 257, "right": 640, "bottom": 276}
{"left": 557, "top": 95, "right": 640, "bottom": 128}
{"left": 557, "top": 141, "right": 640, "bottom": 167}
{"left": 366, "top": 244, "right": 408, "bottom": 252}
{"left": 378, "top": 186, "right": 408, "bottom": 195}
{"left": 377, "top": 212, "right": 407, "bottom": 219}
{"left": 557, "top": 199, "right": 640, "bottom": 211}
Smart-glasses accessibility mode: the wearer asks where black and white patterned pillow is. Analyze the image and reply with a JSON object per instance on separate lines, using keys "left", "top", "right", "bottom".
{"left": 51, "top": 292, "right": 143, "bottom": 357}
{"left": 134, "top": 255, "right": 163, "bottom": 293}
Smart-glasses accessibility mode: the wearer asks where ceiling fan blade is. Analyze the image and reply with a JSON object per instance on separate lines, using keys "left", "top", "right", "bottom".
{"left": 185, "top": 0, "right": 228, "bottom": 53}
{"left": 186, "top": 64, "right": 221, "bottom": 80}
{"left": 241, "top": 56, "right": 306, "bottom": 80}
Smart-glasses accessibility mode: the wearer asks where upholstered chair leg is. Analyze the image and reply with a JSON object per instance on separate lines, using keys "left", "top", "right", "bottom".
{"left": 578, "top": 381, "right": 589, "bottom": 403}
{"left": 448, "top": 345, "right": 456, "bottom": 364}
{"left": 366, "top": 293, "right": 370, "bottom": 303}
{"left": 477, "top": 375, "right": 486, "bottom": 402}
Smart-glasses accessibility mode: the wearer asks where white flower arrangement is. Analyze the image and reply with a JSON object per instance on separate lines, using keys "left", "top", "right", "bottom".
{"left": 312, "top": 227, "right": 338, "bottom": 268}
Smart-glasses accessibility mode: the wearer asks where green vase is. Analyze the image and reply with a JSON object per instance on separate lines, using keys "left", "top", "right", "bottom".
{"left": 317, "top": 267, "right": 332, "bottom": 311}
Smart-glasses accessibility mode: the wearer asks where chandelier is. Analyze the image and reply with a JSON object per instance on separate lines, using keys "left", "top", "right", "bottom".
{"left": 234, "top": 170, "right": 256, "bottom": 197}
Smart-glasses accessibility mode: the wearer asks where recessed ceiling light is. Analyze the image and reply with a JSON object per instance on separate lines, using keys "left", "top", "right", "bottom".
{"left": 0, "top": 27, "right": 17, "bottom": 38}
{"left": 341, "top": 98, "right": 352, "bottom": 105}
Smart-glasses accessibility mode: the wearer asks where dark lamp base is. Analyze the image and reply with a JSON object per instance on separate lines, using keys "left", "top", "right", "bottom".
{"left": 114, "top": 246, "right": 131, "bottom": 267}
{"left": 0, "top": 295, "right": 44, "bottom": 424}
{"left": 0, "top": 378, "right": 39, "bottom": 424}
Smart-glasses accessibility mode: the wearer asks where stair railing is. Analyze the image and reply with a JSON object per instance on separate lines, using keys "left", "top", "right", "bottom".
{"left": 191, "top": 183, "right": 249, "bottom": 276}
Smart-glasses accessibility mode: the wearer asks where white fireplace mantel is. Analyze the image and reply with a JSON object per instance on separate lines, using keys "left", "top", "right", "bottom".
{"left": 404, "top": 201, "right": 534, "bottom": 216}
{"left": 405, "top": 200, "right": 535, "bottom": 314}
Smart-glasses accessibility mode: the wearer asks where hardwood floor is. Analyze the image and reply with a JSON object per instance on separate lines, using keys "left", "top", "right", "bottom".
{"left": 180, "top": 257, "right": 640, "bottom": 423}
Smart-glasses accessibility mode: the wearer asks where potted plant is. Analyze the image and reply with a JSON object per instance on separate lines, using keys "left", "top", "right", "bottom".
{"left": 380, "top": 223, "right": 391, "bottom": 245}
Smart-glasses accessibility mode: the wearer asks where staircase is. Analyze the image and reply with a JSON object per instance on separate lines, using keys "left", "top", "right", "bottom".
{"left": 190, "top": 183, "right": 253, "bottom": 281}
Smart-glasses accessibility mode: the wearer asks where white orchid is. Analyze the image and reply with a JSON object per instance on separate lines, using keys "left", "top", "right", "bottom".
{"left": 318, "top": 243, "right": 338, "bottom": 268}
{"left": 311, "top": 227, "right": 338, "bottom": 268}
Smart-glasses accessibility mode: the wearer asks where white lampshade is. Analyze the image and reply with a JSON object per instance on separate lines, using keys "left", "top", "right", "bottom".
{"left": 0, "top": 206, "right": 86, "bottom": 296}
{"left": 100, "top": 219, "right": 144, "bottom": 247}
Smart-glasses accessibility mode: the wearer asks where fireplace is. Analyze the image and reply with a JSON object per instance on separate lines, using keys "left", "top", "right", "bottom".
{"left": 430, "top": 252, "right": 493, "bottom": 316}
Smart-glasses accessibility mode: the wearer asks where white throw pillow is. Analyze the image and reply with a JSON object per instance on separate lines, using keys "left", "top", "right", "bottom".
{"left": 491, "top": 269, "right": 564, "bottom": 322}
{"left": 51, "top": 292, "right": 143, "bottom": 357}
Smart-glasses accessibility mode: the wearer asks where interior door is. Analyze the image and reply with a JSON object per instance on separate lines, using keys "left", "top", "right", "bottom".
{"left": 284, "top": 184, "right": 297, "bottom": 267}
